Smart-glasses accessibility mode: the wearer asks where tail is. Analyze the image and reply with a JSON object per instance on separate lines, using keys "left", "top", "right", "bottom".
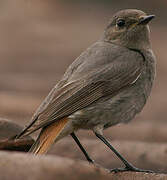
{"left": 29, "top": 117, "right": 69, "bottom": 154}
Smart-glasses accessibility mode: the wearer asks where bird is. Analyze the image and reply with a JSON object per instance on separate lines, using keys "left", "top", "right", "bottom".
{"left": 15, "top": 9, "right": 156, "bottom": 173}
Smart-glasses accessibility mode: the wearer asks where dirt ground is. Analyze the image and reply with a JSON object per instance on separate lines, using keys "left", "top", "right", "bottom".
{"left": 0, "top": 0, "right": 167, "bottom": 175}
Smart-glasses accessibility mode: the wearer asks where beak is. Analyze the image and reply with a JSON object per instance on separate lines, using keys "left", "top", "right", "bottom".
{"left": 138, "top": 15, "right": 155, "bottom": 25}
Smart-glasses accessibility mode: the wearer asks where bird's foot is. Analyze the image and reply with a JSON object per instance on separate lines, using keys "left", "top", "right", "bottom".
{"left": 110, "top": 165, "right": 154, "bottom": 173}
{"left": 87, "top": 158, "right": 94, "bottom": 164}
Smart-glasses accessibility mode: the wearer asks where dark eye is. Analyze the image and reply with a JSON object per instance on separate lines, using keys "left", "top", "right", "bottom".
{"left": 116, "top": 19, "right": 125, "bottom": 27}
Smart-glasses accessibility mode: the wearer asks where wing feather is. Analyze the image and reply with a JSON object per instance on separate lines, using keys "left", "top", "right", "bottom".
{"left": 18, "top": 42, "right": 144, "bottom": 137}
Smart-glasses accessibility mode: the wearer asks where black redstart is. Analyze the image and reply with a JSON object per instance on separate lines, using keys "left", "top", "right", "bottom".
{"left": 16, "top": 9, "right": 156, "bottom": 173}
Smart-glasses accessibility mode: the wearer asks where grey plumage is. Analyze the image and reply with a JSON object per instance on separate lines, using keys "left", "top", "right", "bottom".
{"left": 16, "top": 9, "right": 156, "bottom": 149}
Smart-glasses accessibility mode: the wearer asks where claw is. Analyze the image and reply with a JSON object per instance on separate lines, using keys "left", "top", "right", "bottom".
{"left": 110, "top": 167, "right": 126, "bottom": 173}
{"left": 88, "top": 159, "right": 94, "bottom": 164}
{"left": 110, "top": 166, "right": 154, "bottom": 173}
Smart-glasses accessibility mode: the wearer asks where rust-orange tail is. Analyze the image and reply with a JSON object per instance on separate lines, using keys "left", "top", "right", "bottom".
{"left": 29, "top": 118, "right": 69, "bottom": 154}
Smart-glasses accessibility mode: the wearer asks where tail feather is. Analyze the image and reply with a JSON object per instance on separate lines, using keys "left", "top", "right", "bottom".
{"left": 29, "top": 117, "right": 68, "bottom": 154}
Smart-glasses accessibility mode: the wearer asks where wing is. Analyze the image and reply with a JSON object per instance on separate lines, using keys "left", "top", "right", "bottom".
{"left": 18, "top": 42, "right": 144, "bottom": 137}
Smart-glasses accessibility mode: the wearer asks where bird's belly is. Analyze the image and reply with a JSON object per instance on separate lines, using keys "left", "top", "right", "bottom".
{"left": 69, "top": 85, "right": 147, "bottom": 130}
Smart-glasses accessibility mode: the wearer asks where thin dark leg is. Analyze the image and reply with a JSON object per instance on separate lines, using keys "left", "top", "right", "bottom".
{"left": 95, "top": 132, "right": 153, "bottom": 173}
{"left": 71, "top": 132, "right": 94, "bottom": 163}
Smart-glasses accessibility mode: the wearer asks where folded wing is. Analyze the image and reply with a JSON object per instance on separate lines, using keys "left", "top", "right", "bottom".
{"left": 17, "top": 42, "right": 144, "bottom": 137}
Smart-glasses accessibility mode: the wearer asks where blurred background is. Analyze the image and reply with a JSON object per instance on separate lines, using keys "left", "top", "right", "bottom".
{"left": 0, "top": 0, "right": 167, "bottom": 173}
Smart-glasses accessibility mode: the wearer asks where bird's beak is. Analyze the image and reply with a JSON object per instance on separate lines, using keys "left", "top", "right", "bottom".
{"left": 138, "top": 15, "right": 155, "bottom": 25}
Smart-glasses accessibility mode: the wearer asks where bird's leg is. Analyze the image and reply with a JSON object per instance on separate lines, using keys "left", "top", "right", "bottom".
{"left": 71, "top": 132, "right": 94, "bottom": 163}
{"left": 95, "top": 133, "right": 153, "bottom": 173}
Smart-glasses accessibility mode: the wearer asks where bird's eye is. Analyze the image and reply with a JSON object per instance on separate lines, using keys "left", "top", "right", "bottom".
{"left": 116, "top": 19, "right": 125, "bottom": 28}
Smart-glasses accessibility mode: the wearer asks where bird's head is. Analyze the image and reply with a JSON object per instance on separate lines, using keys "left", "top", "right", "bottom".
{"left": 103, "top": 9, "right": 155, "bottom": 50}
